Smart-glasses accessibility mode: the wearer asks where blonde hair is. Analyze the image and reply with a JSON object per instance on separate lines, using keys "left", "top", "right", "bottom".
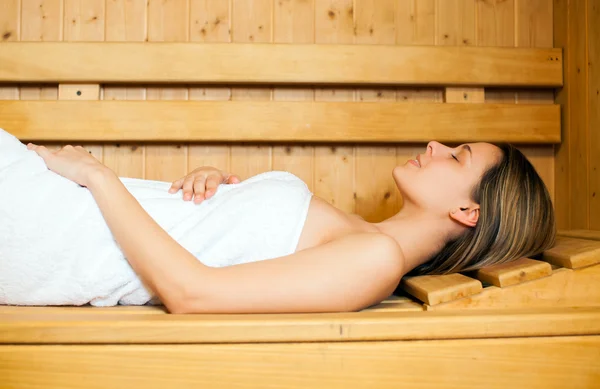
{"left": 408, "top": 143, "right": 556, "bottom": 276}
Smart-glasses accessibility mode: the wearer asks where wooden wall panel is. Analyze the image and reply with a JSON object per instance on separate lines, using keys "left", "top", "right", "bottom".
{"left": 230, "top": 0, "right": 272, "bottom": 181}
{"left": 62, "top": 0, "right": 104, "bottom": 162}
{"left": 19, "top": 0, "right": 60, "bottom": 154}
{"left": 0, "top": 0, "right": 561, "bottom": 224}
{"left": 145, "top": 0, "right": 188, "bottom": 182}
{"left": 354, "top": 0, "right": 399, "bottom": 222}
{"left": 0, "top": 0, "right": 20, "bottom": 100}
{"left": 103, "top": 0, "right": 146, "bottom": 179}
{"left": 590, "top": 0, "right": 600, "bottom": 230}
{"left": 272, "top": 0, "right": 315, "bottom": 191}
{"left": 314, "top": 0, "right": 356, "bottom": 214}
{"left": 188, "top": 0, "right": 232, "bottom": 194}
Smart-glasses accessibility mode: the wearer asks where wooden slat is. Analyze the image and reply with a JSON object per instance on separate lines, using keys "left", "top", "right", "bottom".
{"left": 0, "top": 42, "right": 563, "bottom": 86}
{"left": 474, "top": 258, "right": 553, "bottom": 288}
{"left": 0, "top": 100, "right": 561, "bottom": 143}
{"left": 1, "top": 337, "right": 599, "bottom": 389}
{"left": 400, "top": 273, "right": 483, "bottom": 305}
{"left": 1, "top": 307, "right": 599, "bottom": 344}
{"left": 558, "top": 229, "right": 600, "bottom": 242}
{"left": 543, "top": 237, "right": 600, "bottom": 269}
{"left": 429, "top": 264, "right": 600, "bottom": 310}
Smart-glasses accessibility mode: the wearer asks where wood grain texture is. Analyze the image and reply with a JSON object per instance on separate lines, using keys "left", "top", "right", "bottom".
{"left": 430, "top": 264, "right": 600, "bottom": 310}
{"left": 1, "top": 307, "right": 599, "bottom": 344}
{"left": 0, "top": 43, "right": 564, "bottom": 86}
{"left": 0, "top": 100, "right": 561, "bottom": 143}
{"left": 188, "top": 0, "right": 232, "bottom": 180}
{"left": 474, "top": 258, "right": 552, "bottom": 287}
{"left": 271, "top": 0, "right": 315, "bottom": 191}
{"left": 543, "top": 237, "right": 600, "bottom": 269}
{"left": 589, "top": 0, "right": 599, "bottom": 230}
{"left": 1, "top": 337, "right": 600, "bottom": 389}
{"left": 558, "top": 229, "right": 600, "bottom": 241}
{"left": 401, "top": 273, "right": 483, "bottom": 305}
{"left": 0, "top": 0, "right": 20, "bottom": 100}
{"left": 103, "top": 0, "right": 147, "bottom": 179}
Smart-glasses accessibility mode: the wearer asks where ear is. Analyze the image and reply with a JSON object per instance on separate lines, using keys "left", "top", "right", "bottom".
{"left": 449, "top": 205, "right": 480, "bottom": 228}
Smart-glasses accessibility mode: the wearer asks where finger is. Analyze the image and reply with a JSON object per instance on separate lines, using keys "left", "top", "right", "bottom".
{"left": 192, "top": 176, "right": 208, "bottom": 203}
{"left": 204, "top": 175, "right": 221, "bottom": 199}
{"left": 168, "top": 178, "right": 184, "bottom": 193}
{"left": 29, "top": 144, "right": 52, "bottom": 159}
{"left": 226, "top": 174, "right": 241, "bottom": 184}
{"left": 181, "top": 175, "right": 198, "bottom": 201}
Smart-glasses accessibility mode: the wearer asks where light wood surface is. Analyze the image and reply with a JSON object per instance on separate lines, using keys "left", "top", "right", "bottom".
{"left": 1, "top": 336, "right": 599, "bottom": 389}
{"left": 558, "top": 229, "right": 600, "bottom": 241}
{"left": 474, "top": 258, "right": 553, "bottom": 288}
{"left": 0, "top": 42, "right": 563, "bottom": 86}
{"left": 430, "top": 264, "right": 600, "bottom": 310}
{"left": 400, "top": 273, "right": 483, "bottom": 305}
{"left": 543, "top": 237, "right": 600, "bottom": 269}
{"left": 0, "top": 100, "right": 561, "bottom": 143}
{"left": 1, "top": 307, "right": 599, "bottom": 344}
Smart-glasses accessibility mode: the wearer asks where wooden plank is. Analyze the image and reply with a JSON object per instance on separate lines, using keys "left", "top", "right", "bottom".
{"left": 0, "top": 0, "right": 20, "bottom": 100}
{"left": 1, "top": 337, "right": 599, "bottom": 389}
{"left": 1, "top": 307, "right": 599, "bottom": 344}
{"left": 400, "top": 273, "right": 482, "bottom": 305}
{"left": 0, "top": 100, "right": 562, "bottom": 143}
{"left": 354, "top": 0, "right": 398, "bottom": 223}
{"left": 589, "top": 0, "right": 600, "bottom": 230}
{"left": 543, "top": 237, "right": 600, "bottom": 269}
{"left": 272, "top": 0, "right": 315, "bottom": 191}
{"left": 567, "top": 0, "right": 589, "bottom": 229}
{"left": 474, "top": 258, "right": 552, "bottom": 287}
{"left": 187, "top": 0, "right": 232, "bottom": 182}
{"left": 229, "top": 0, "right": 272, "bottom": 181}
{"left": 558, "top": 230, "right": 600, "bottom": 241}
{"left": 103, "top": 0, "right": 147, "bottom": 179}
{"left": 553, "top": 0, "right": 570, "bottom": 230}
{"left": 428, "top": 264, "right": 600, "bottom": 310}
{"left": 0, "top": 43, "right": 564, "bottom": 87}
{"left": 313, "top": 0, "right": 356, "bottom": 215}
{"left": 145, "top": 0, "right": 189, "bottom": 182}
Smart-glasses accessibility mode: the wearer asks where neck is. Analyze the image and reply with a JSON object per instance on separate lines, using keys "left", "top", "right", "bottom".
{"left": 370, "top": 203, "right": 456, "bottom": 272}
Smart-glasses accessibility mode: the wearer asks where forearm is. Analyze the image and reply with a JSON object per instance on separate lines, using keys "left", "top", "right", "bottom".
{"left": 86, "top": 168, "right": 210, "bottom": 312}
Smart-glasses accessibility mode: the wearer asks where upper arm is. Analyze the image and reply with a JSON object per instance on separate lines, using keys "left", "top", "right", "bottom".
{"left": 177, "top": 233, "right": 405, "bottom": 314}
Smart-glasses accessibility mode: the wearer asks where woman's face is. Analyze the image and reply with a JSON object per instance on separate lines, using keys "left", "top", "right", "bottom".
{"left": 393, "top": 141, "right": 503, "bottom": 221}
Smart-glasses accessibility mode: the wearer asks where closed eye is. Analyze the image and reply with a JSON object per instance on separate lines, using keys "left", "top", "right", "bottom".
{"left": 452, "top": 154, "right": 459, "bottom": 162}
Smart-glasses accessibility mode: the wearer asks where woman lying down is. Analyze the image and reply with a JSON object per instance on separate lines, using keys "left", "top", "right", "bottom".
{"left": 0, "top": 128, "right": 555, "bottom": 314}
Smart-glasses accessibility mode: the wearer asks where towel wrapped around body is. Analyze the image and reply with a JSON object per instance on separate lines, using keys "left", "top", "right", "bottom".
{"left": 0, "top": 128, "right": 313, "bottom": 306}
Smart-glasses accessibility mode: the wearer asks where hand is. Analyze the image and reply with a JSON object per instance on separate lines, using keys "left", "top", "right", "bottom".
{"left": 26, "top": 143, "right": 108, "bottom": 188}
{"left": 168, "top": 166, "right": 241, "bottom": 204}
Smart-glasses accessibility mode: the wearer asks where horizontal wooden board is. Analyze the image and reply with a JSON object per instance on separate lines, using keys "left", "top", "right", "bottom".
{"left": 558, "top": 230, "right": 600, "bottom": 241}
{"left": 0, "top": 43, "right": 563, "bottom": 87}
{"left": 429, "top": 264, "right": 600, "bottom": 310}
{"left": 1, "top": 307, "right": 598, "bottom": 344}
{"left": 1, "top": 337, "right": 598, "bottom": 389}
{"left": 474, "top": 258, "right": 553, "bottom": 287}
{"left": 401, "top": 273, "right": 483, "bottom": 305}
{"left": 543, "top": 237, "right": 600, "bottom": 269}
{"left": 0, "top": 101, "right": 561, "bottom": 143}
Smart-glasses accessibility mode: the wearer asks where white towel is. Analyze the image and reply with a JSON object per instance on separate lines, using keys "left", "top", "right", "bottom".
{"left": 0, "top": 128, "right": 312, "bottom": 306}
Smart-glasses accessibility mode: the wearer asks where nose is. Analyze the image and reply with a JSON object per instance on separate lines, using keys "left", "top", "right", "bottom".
{"left": 426, "top": 141, "right": 442, "bottom": 156}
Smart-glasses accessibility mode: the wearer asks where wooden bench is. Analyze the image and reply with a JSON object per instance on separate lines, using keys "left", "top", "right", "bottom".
{"left": 2, "top": 42, "right": 598, "bottom": 389}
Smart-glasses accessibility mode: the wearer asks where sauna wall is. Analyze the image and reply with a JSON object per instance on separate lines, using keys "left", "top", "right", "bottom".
{"left": 554, "top": 0, "right": 599, "bottom": 231}
{"left": 0, "top": 0, "right": 555, "bottom": 223}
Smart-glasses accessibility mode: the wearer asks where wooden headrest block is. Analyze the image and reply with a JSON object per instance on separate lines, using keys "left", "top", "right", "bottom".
{"left": 557, "top": 230, "right": 600, "bottom": 242}
{"left": 401, "top": 273, "right": 482, "bottom": 306}
{"left": 543, "top": 237, "right": 600, "bottom": 269}
{"left": 474, "top": 258, "right": 552, "bottom": 287}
